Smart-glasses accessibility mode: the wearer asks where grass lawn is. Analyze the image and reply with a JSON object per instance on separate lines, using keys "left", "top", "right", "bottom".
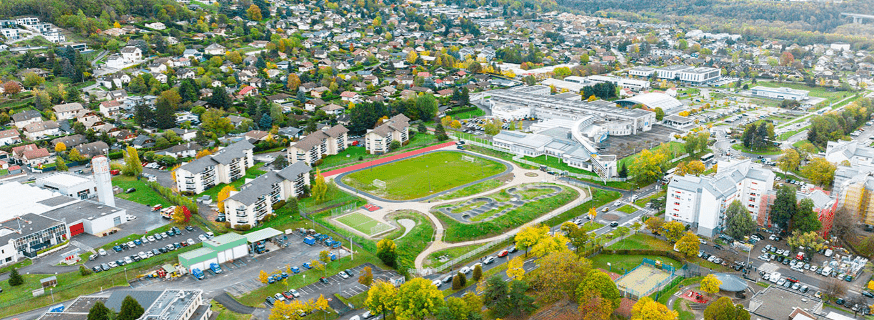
{"left": 470, "top": 204, "right": 512, "bottom": 222}
{"left": 617, "top": 205, "right": 637, "bottom": 214}
{"left": 342, "top": 151, "right": 505, "bottom": 200}
{"left": 731, "top": 144, "right": 782, "bottom": 155}
{"left": 778, "top": 126, "right": 809, "bottom": 140}
{"left": 619, "top": 142, "right": 685, "bottom": 167}
{"left": 792, "top": 140, "right": 820, "bottom": 152}
{"left": 437, "top": 179, "right": 506, "bottom": 200}
{"left": 452, "top": 108, "right": 485, "bottom": 119}
{"left": 318, "top": 146, "right": 370, "bottom": 168}
{"left": 589, "top": 254, "right": 682, "bottom": 273}
{"left": 452, "top": 131, "right": 493, "bottom": 145}
{"left": 198, "top": 163, "right": 267, "bottom": 201}
{"left": 436, "top": 186, "right": 579, "bottom": 242}
{"left": 675, "top": 300, "right": 695, "bottom": 320}
{"left": 756, "top": 81, "right": 853, "bottom": 104}
{"left": 606, "top": 234, "right": 673, "bottom": 251}
{"left": 0, "top": 259, "right": 32, "bottom": 274}
{"left": 425, "top": 243, "right": 486, "bottom": 268}
{"left": 298, "top": 182, "right": 366, "bottom": 214}
{"left": 211, "top": 301, "right": 252, "bottom": 320}
{"left": 542, "top": 188, "right": 621, "bottom": 227}
{"left": 112, "top": 175, "right": 173, "bottom": 207}
{"left": 335, "top": 212, "right": 392, "bottom": 236}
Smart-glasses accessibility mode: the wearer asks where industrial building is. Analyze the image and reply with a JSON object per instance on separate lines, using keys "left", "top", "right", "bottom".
{"left": 616, "top": 92, "right": 685, "bottom": 114}
{"left": 178, "top": 233, "right": 249, "bottom": 273}
{"left": 35, "top": 173, "right": 97, "bottom": 200}
{"left": 665, "top": 159, "right": 775, "bottom": 237}
{"left": 750, "top": 86, "right": 810, "bottom": 101}
{"left": 40, "top": 289, "right": 211, "bottom": 320}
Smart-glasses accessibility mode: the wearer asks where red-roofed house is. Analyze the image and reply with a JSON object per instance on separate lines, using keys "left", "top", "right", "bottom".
{"left": 340, "top": 91, "right": 361, "bottom": 103}
{"left": 0, "top": 128, "right": 21, "bottom": 146}
{"left": 236, "top": 85, "right": 258, "bottom": 99}
{"left": 436, "top": 89, "right": 453, "bottom": 97}
{"left": 21, "top": 147, "right": 51, "bottom": 166}
{"left": 417, "top": 72, "right": 431, "bottom": 78}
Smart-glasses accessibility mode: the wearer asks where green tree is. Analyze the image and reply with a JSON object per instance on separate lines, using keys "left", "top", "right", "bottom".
{"left": 117, "top": 295, "right": 146, "bottom": 320}
{"left": 801, "top": 157, "right": 836, "bottom": 187}
{"left": 675, "top": 232, "right": 700, "bottom": 257}
{"left": 654, "top": 107, "right": 665, "bottom": 121}
{"left": 576, "top": 270, "right": 621, "bottom": 319}
{"left": 772, "top": 185, "right": 797, "bottom": 230}
{"left": 472, "top": 264, "right": 483, "bottom": 282}
{"left": 531, "top": 249, "right": 590, "bottom": 303}
{"left": 451, "top": 272, "right": 466, "bottom": 290}
{"left": 483, "top": 276, "right": 536, "bottom": 318}
{"left": 724, "top": 200, "right": 755, "bottom": 240}
{"left": 273, "top": 155, "right": 288, "bottom": 169}
{"left": 365, "top": 281, "right": 397, "bottom": 320}
{"left": 55, "top": 156, "right": 68, "bottom": 171}
{"left": 87, "top": 302, "right": 112, "bottom": 320}
{"left": 8, "top": 268, "right": 23, "bottom": 286}
{"left": 793, "top": 198, "right": 822, "bottom": 233}
{"left": 561, "top": 222, "right": 590, "bottom": 255}
{"left": 201, "top": 108, "right": 234, "bottom": 136}
{"left": 377, "top": 239, "right": 397, "bottom": 267}
{"left": 787, "top": 230, "right": 827, "bottom": 255}
{"left": 394, "top": 278, "right": 444, "bottom": 320}
{"left": 247, "top": 4, "right": 262, "bottom": 21}
{"left": 704, "top": 297, "right": 750, "bottom": 320}
{"left": 777, "top": 149, "right": 801, "bottom": 172}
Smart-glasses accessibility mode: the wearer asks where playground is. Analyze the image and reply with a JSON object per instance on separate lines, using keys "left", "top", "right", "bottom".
{"left": 615, "top": 259, "right": 676, "bottom": 300}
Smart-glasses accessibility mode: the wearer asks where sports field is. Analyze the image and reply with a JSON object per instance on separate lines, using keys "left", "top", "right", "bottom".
{"left": 335, "top": 212, "right": 394, "bottom": 236}
{"left": 341, "top": 151, "right": 506, "bottom": 200}
{"left": 615, "top": 264, "right": 672, "bottom": 299}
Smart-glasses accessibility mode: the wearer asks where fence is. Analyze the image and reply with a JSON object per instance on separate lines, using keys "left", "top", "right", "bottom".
{"left": 408, "top": 237, "right": 506, "bottom": 276}
{"left": 617, "top": 262, "right": 679, "bottom": 300}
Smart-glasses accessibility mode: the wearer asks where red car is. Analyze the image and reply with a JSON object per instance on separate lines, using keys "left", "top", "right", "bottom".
{"left": 497, "top": 250, "right": 509, "bottom": 258}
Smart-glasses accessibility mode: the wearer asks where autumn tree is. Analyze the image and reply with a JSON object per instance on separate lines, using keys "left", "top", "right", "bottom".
{"left": 787, "top": 231, "right": 827, "bottom": 256}
{"left": 801, "top": 157, "right": 836, "bottom": 187}
{"left": 531, "top": 233, "right": 570, "bottom": 257}
{"left": 515, "top": 224, "right": 549, "bottom": 257}
{"left": 630, "top": 147, "right": 670, "bottom": 186}
{"left": 483, "top": 276, "right": 536, "bottom": 318}
{"left": 55, "top": 156, "right": 68, "bottom": 171}
{"left": 358, "top": 266, "right": 373, "bottom": 286}
{"left": 724, "top": 200, "right": 755, "bottom": 240}
{"left": 561, "top": 222, "right": 590, "bottom": 255}
{"left": 676, "top": 160, "right": 705, "bottom": 176}
{"left": 122, "top": 146, "right": 142, "bottom": 176}
{"left": 195, "top": 149, "right": 213, "bottom": 159}
{"left": 451, "top": 271, "right": 466, "bottom": 290}
{"left": 645, "top": 216, "right": 665, "bottom": 234}
{"left": 3, "top": 81, "right": 21, "bottom": 95}
{"left": 55, "top": 142, "right": 67, "bottom": 152}
{"left": 172, "top": 206, "right": 191, "bottom": 224}
{"left": 394, "top": 278, "right": 444, "bottom": 320}
{"left": 631, "top": 297, "right": 678, "bottom": 320}
{"left": 287, "top": 74, "right": 301, "bottom": 91}
{"left": 68, "top": 148, "right": 86, "bottom": 162}
{"left": 531, "top": 249, "right": 590, "bottom": 302}
{"left": 312, "top": 169, "right": 328, "bottom": 203}
{"left": 704, "top": 297, "right": 750, "bottom": 320}
{"left": 777, "top": 149, "right": 801, "bottom": 172}
{"left": 406, "top": 50, "right": 418, "bottom": 64}
{"left": 365, "top": 281, "right": 398, "bottom": 320}
{"left": 259, "top": 270, "right": 270, "bottom": 283}
{"left": 313, "top": 295, "right": 329, "bottom": 316}
{"left": 506, "top": 256, "right": 525, "bottom": 280}
{"left": 662, "top": 220, "right": 686, "bottom": 243}
{"left": 483, "top": 118, "right": 502, "bottom": 135}
{"left": 216, "top": 185, "right": 236, "bottom": 214}
{"left": 675, "top": 232, "right": 700, "bottom": 257}
{"left": 700, "top": 274, "right": 722, "bottom": 297}
{"left": 441, "top": 116, "right": 453, "bottom": 128}
{"left": 576, "top": 270, "right": 621, "bottom": 319}
{"left": 377, "top": 239, "right": 397, "bottom": 267}
{"left": 247, "top": 4, "right": 262, "bottom": 21}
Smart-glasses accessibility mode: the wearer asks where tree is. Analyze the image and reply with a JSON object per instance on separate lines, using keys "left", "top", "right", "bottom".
{"left": 55, "top": 156, "right": 68, "bottom": 171}
{"left": 631, "top": 297, "right": 677, "bottom": 320}
{"left": 515, "top": 224, "right": 549, "bottom": 256}
{"left": 319, "top": 250, "right": 331, "bottom": 265}
{"left": 270, "top": 300, "right": 300, "bottom": 320}
{"left": 247, "top": 4, "right": 262, "bottom": 21}
{"left": 3, "top": 81, "right": 21, "bottom": 95}
{"left": 472, "top": 264, "right": 483, "bottom": 281}
{"left": 287, "top": 74, "right": 301, "bottom": 91}
{"left": 259, "top": 270, "right": 270, "bottom": 284}
{"left": 452, "top": 272, "right": 467, "bottom": 289}
{"left": 8, "top": 268, "right": 23, "bottom": 286}
{"left": 358, "top": 266, "right": 373, "bottom": 286}
{"left": 724, "top": 200, "right": 755, "bottom": 240}
{"left": 675, "top": 232, "right": 700, "bottom": 257}
{"left": 777, "top": 149, "right": 801, "bottom": 172}
{"left": 23, "top": 72, "right": 44, "bottom": 88}
{"left": 117, "top": 295, "right": 145, "bottom": 320}
{"left": 831, "top": 208, "right": 855, "bottom": 239}
{"left": 394, "top": 278, "right": 444, "bottom": 320}
{"left": 312, "top": 169, "right": 328, "bottom": 203}
{"left": 801, "top": 157, "right": 836, "bottom": 187}
{"left": 561, "top": 222, "right": 590, "bottom": 255}
{"left": 677, "top": 160, "right": 705, "bottom": 176}
{"left": 618, "top": 162, "right": 628, "bottom": 178}
{"left": 531, "top": 249, "right": 590, "bottom": 302}
{"left": 406, "top": 50, "right": 419, "bottom": 64}
{"left": 273, "top": 155, "right": 289, "bottom": 169}
{"left": 704, "top": 297, "right": 750, "bottom": 320}
{"left": 645, "top": 216, "right": 665, "bottom": 234}
{"left": 314, "top": 294, "right": 330, "bottom": 315}
{"left": 155, "top": 90, "right": 180, "bottom": 129}
{"left": 365, "top": 281, "right": 398, "bottom": 320}
{"left": 630, "top": 147, "right": 670, "bottom": 186}
{"left": 377, "top": 239, "right": 397, "bottom": 267}
{"left": 217, "top": 185, "right": 236, "bottom": 214}
{"left": 771, "top": 185, "right": 797, "bottom": 230}
{"left": 506, "top": 256, "right": 525, "bottom": 280}
{"left": 122, "top": 146, "right": 142, "bottom": 177}
{"left": 654, "top": 107, "right": 665, "bottom": 121}
{"left": 576, "top": 270, "right": 621, "bottom": 319}
{"left": 483, "top": 276, "right": 536, "bottom": 318}
{"left": 69, "top": 148, "right": 86, "bottom": 162}
{"left": 793, "top": 198, "right": 822, "bottom": 233}
{"left": 483, "top": 118, "right": 502, "bottom": 135}
{"left": 436, "top": 296, "right": 480, "bottom": 320}
{"left": 787, "top": 231, "right": 827, "bottom": 255}
{"left": 55, "top": 142, "right": 66, "bottom": 152}
{"left": 662, "top": 221, "right": 685, "bottom": 243}
{"left": 87, "top": 302, "right": 112, "bottom": 320}
{"left": 823, "top": 278, "right": 847, "bottom": 302}
{"left": 172, "top": 205, "right": 191, "bottom": 224}
{"left": 700, "top": 274, "right": 722, "bottom": 297}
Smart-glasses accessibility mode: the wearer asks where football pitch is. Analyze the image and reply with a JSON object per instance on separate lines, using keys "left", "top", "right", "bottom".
{"left": 335, "top": 212, "right": 394, "bottom": 236}
{"left": 341, "top": 151, "right": 506, "bottom": 200}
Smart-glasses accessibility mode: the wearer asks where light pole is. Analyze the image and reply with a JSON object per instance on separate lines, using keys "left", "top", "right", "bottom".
{"left": 124, "top": 267, "right": 128, "bottom": 285}
{"left": 50, "top": 288, "right": 54, "bottom": 302}
{"left": 608, "top": 262, "right": 612, "bottom": 272}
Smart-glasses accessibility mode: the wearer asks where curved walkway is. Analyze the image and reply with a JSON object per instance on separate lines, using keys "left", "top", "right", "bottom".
{"left": 327, "top": 143, "right": 592, "bottom": 270}
{"left": 333, "top": 150, "right": 514, "bottom": 203}
{"left": 436, "top": 184, "right": 563, "bottom": 222}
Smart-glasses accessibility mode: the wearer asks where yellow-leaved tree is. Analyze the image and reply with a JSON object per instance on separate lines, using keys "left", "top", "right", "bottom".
{"left": 506, "top": 256, "right": 526, "bottom": 280}
{"left": 364, "top": 280, "right": 398, "bottom": 320}
{"left": 514, "top": 224, "right": 549, "bottom": 257}
{"left": 631, "top": 297, "right": 678, "bottom": 320}
{"left": 55, "top": 142, "right": 66, "bottom": 152}
{"left": 259, "top": 270, "right": 270, "bottom": 284}
{"left": 700, "top": 274, "right": 722, "bottom": 297}
{"left": 216, "top": 185, "right": 236, "bottom": 214}
{"left": 312, "top": 169, "right": 328, "bottom": 204}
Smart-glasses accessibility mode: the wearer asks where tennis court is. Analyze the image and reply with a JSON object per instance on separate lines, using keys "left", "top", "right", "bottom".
{"left": 335, "top": 212, "right": 394, "bottom": 236}
{"left": 615, "top": 263, "right": 672, "bottom": 299}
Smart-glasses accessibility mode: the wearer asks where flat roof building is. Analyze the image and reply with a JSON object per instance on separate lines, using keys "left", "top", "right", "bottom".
{"left": 35, "top": 173, "right": 97, "bottom": 200}
{"left": 749, "top": 286, "right": 822, "bottom": 320}
{"left": 751, "top": 86, "right": 809, "bottom": 101}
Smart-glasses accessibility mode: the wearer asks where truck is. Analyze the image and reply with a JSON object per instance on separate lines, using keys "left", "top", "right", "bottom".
{"left": 191, "top": 268, "right": 205, "bottom": 280}
{"left": 303, "top": 236, "right": 316, "bottom": 246}
{"left": 328, "top": 252, "right": 337, "bottom": 261}
{"left": 253, "top": 241, "right": 266, "bottom": 254}
{"left": 210, "top": 262, "right": 223, "bottom": 274}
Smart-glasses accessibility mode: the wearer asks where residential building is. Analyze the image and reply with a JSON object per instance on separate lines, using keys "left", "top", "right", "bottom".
{"left": 224, "top": 162, "right": 312, "bottom": 228}
{"left": 120, "top": 46, "right": 142, "bottom": 63}
{"left": 156, "top": 142, "right": 203, "bottom": 159}
{"left": 99, "top": 100, "right": 123, "bottom": 117}
{"left": 23, "top": 121, "right": 60, "bottom": 140}
{"left": 665, "top": 159, "right": 775, "bottom": 237}
{"left": 52, "top": 102, "right": 85, "bottom": 120}
{"left": 750, "top": 86, "right": 810, "bottom": 101}
{"left": 0, "top": 128, "right": 21, "bottom": 146}
{"left": 174, "top": 140, "right": 255, "bottom": 194}
{"left": 76, "top": 141, "right": 109, "bottom": 158}
{"left": 364, "top": 114, "right": 410, "bottom": 154}
{"left": 287, "top": 125, "right": 349, "bottom": 165}
{"left": 758, "top": 187, "right": 838, "bottom": 237}
{"left": 204, "top": 43, "right": 226, "bottom": 55}
{"left": 12, "top": 109, "right": 42, "bottom": 128}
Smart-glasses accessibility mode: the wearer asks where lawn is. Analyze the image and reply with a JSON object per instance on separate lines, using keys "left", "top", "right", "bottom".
{"left": 635, "top": 190, "right": 665, "bottom": 208}
{"left": 318, "top": 146, "right": 370, "bottom": 168}
{"left": 384, "top": 211, "right": 435, "bottom": 269}
{"left": 437, "top": 179, "right": 506, "bottom": 200}
{"left": 112, "top": 175, "right": 173, "bottom": 207}
{"left": 298, "top": 182, "right": 366, "bottom": 214}
{"left": 542, "top": 188, "right": 621, "bottom": 227}
{"left": 778, "top": 126, "right": 809, "bottom": 140}
{"left": 792, "top": 140, "right": 820, "bottom": 152}
{"left": 436, "top": 186, "right": 580, "bottom": 242}
{"left": 424, "top": 243, "right": 487, "bottom": 268}
{"left": 317, "top": 133, "right": 442, "bottom": 171}
{"left": 619, "top": 142, "right": 685, "bottom": 167}
{"left": 342, "top": 151, "right": 505, "bottom": 200}
{"left": 335, "top": 212, "right": 393, "bottom": 236}
{"left": 606, "top": 234, "right": 673, "bottom": 251}
{"left": 589, "top": 254, "right": 682, "bottom": 274}
{"left": 211, "top": 301, "right": 251, "bottom": 320}
{"left": 452, "top": 108, "right": 485, "bottom": 119}
{"left": 198, "top": 163, "right": 267, "bottom": 200}
{"left": 731, "top": 143, "right": 782, "bottom": 155}
{"left": 617, "top": 205, "right": 637, "bottom": 214}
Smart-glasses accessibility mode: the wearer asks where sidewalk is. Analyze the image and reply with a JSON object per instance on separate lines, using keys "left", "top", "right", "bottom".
{"left": 322, "top": 142, "right": 455, "bottom": 177}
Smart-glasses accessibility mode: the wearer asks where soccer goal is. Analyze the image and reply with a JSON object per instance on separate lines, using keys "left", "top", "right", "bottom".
{"left": 462, "top": 155, "right": 476, "bottom": 162}
{"left": 370, "top": 223, "right": 393, "bottom": 236}
{"left": 372, "top": 179, "right": 387, "bottom": 189}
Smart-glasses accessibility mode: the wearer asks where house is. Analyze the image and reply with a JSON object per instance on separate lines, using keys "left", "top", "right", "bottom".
{"left": 132, "top": 135, "right": 155, "bottom": 149}
{"left": 322, "top": 104, "right": 345, "bottom": 116}
{"left": 12, "top": 109, "right": 42, "bottom": 128}
{"left": 266, "top": 93, "right": 292, "bottom": 104}
{"left": 105, "top": 54, "right": 125, "bottom": 69}
{"left": 12, "top": 144, "right": 51, "bottom": 166}
{"left": 99, "top": 100, "right": 123, "bottom": 117}
{"left": 23, "top": 121, "right": 60, "bottom": 140}
{"left": 244, "top": 130, "right": 270, "bottom": 143}
{"left": 287, "top": 125, "right": 349, "bottom": 166}
{"left": 305, "top": 98, "right": 326, "bottom": 112}
{"left": 170, "top": 128, "right": 198, "bottom": 141}
{"left": 237, "top": 85, "right": 258, "bottom": 99}
{"left": 174, "top": 140, "right": 255, "bottom": 194}
{"left": 339, "top": 91, "right": 360, "bottom": 103}
{"left": 176, "top": 68, "right": 196, "bottom": 79}
{"left": 120, "top": 46, "right": 142, "bottom": 63}
{"left": 52, "top": 102, "right": 85, "bottom": 120}
{"left": 52, "top": 134, "right": 87, "bottom": 149}
{"left": 364, "top": 114, "right": 410, "bottom": 154}
{"left": 205, "top": 43, "right": 226, "bottom": 55}
{"left": 226, "top": 116, "right": 248, "bottom": 127}
{"left": 76, "top": 141, "right": 109, "bottom": 158}
{"left": 224, "top": 162, "right": 311, "bottom": 228}
{"left": 156, "top": 142, "right": 203, "bottom": 159}
{"left": 0, "top": 128, "right": 21, "bottom": 146}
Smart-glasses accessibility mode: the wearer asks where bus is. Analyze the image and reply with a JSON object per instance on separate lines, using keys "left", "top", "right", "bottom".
{"left": 700, "top": 153, "right": 715, "bottom": 163}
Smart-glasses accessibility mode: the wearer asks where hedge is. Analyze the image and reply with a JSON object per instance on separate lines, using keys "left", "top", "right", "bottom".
{"left": 600, "top": 248, "right": 689, "bottom": 264}
{"left": 445, "top": 106, "right": 478, "bottom": 116}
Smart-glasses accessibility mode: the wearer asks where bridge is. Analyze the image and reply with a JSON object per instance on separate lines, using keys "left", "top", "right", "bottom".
{"left": 842, "top": 12, "right": 874, "bottom": 24}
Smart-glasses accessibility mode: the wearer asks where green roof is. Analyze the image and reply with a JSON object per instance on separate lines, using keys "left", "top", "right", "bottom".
{"left": 244, "top": 228, "right": 283, "bottom": 243}
{"left": 203, "top": 232, "right": 248, "bottom": 251}
{"left": 178, "top": 247, "right": 214, "bottom": 261}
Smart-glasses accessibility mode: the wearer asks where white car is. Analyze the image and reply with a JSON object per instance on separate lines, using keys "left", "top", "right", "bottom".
{"left": 198, "top": 234, "right": 208, "bottom": 242}
{"left": 460, "top": 266, "right": 471, "bottom": 274}
{"left": 289, "top": 289, "right": 300, "bottom": 298}
{"left": 108, "top": 261, "right": 118, "bottom": 268}
{"left": 187, "top": 238, "right": 195, "bottom": 246}
{"left": 339, "top": 271, "right": 350, "bottom": 279}
{"left": 98, "top": 248, "right": 107, "bottom": 256}
{"left": 432, "top": 280, "right": 442, "bottom": 287}
{"left": 138, "top": 251, "right": 148, "bottom": 259}
{"left": 124, "top": 256, "right": 134, "bottom": 264}
{"left": 776, "top": 278, "right": 787, "bottom": 286}
{"left": 147, "top": 236, "right": 156, "bottom": 242}
{"left": 127, "top": 241, "right": 136, "bottom": 248}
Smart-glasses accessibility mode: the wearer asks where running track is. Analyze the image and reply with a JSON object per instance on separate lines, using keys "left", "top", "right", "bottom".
{"left": 322, "top": 142, "right": 456, "bottom": 177}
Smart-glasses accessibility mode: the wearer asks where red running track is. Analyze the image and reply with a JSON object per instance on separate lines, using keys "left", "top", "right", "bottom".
{"left": 322, "top": 142, "right": 456, "bottom": 177}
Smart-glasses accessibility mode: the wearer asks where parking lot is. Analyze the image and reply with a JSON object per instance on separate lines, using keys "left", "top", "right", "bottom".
{"left": 84, "top": 225, "right": 208, "bottom": 273}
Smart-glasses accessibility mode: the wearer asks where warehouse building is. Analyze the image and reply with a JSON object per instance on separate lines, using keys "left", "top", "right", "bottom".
{"left": 35, "top": 173, "right": 97, "bottom": 200}
{"left": 750, "top": 86, "right": 809, "bottom": 101}
{"left": 178, "top": 233, "right": 248, "bottom": 273}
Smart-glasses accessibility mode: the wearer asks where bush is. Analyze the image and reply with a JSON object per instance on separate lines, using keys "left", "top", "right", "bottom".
{"left": 8, "top": 268, "right": 23, "bottom": 286}
{"left": 108, "top": 151, "right": 124, "bottom": 160}
{"left": 233, "top": 225, "right": 252, "bottom": 231}
{"left": 79, "top": 265, "right": 92, "bottom": 276}
{"left": 272, "top": 200, "right": 286, "bottom": 210}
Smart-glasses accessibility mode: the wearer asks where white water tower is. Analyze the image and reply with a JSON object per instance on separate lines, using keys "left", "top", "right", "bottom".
{"left": 91, "top": 155, "right": 115, "bottom": 207}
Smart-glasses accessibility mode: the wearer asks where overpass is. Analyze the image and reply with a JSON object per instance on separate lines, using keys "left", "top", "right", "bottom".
{"left": 841, "top": 12, "right": 874, "bottom": 23}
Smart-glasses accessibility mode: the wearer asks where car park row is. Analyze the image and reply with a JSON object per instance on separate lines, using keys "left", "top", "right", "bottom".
{"left": 88, "top": 226, "right": 210, "bottom": 273}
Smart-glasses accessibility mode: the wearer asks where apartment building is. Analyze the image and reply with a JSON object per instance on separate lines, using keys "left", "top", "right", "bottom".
{"left": 224, "top": 162, "right": 311, "bottom": 228}
{"left": 365, "top": 114, "right": 410, "bottom": 154}
{"left": 174, "top": 140, "right": 254, "bottom": 194}
{"left": 826, "top": 141, "right": 874, "bottom": 224}
{"left": 287, "top": 125, "right": 349, "bottom": 165}
{"left": 665, "top": 159, "right": 775, "bottom": 237}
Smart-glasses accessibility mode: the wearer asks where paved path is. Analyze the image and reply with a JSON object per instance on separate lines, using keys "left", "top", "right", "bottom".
{"left": 214, "top": 292, "right": 255, "bottom": 314}
{"left": 322, "top": 142, "right": 455, "bottom": 177}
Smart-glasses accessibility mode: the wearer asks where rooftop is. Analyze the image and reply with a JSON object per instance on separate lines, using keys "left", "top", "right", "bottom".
{"left": 40, "top": 200, "right": 124, "bottom": 225}
{"left": 749, "top": 286, "right": 821, "bottom": 320}
{"left": 36, "top": 173, "right": 94, "bottom": 188}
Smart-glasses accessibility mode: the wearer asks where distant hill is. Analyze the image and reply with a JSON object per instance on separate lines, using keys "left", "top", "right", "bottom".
{"left": 0, "top": 0, "right": 191, "bottom": 35}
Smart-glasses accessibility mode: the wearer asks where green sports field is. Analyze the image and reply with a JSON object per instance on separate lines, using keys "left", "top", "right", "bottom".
{"left": 341, "top": 151, "right": 506, "bottom": 200}
{"left": 335, "top": 212, "right": 394, "bottom": 236}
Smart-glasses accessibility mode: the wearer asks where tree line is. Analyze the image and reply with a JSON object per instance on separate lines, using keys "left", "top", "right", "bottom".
{"left": 807, "top": 98, "right": 873, "bottom": 148}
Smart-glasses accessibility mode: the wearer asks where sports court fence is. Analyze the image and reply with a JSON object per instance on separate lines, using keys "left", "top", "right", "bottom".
{"left": 616, "top": 259, "right": 679, "bottom": 300}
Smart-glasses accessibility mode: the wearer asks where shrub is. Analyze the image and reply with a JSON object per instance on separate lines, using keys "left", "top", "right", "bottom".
{"left": 79, "top": 265, "right": 92, "bottom": 276}
{"left": 233, "top": 225, "right": 252, "bottom": 231}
